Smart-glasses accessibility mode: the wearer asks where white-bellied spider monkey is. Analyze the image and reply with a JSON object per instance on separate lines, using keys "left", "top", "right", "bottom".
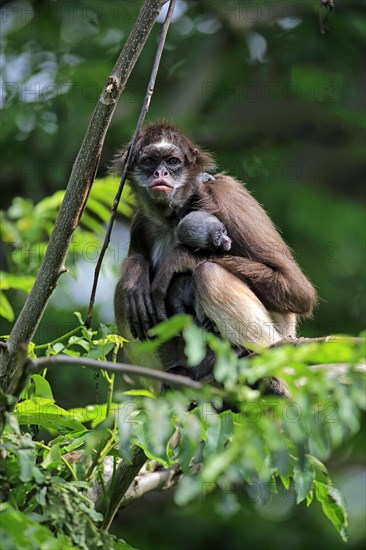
{"left": 113, "top": 123, "right": 317, "bottom": 383}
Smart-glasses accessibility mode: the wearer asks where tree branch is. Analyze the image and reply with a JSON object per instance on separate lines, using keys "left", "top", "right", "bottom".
{"left": 6, "top": 353, "right": 202, "bottom": 401}
{"left": 97, "top": 446, "right": 148, "bottom": 530}
{"left": 0, "top": 0, "right": 169, "bottom": 392}
{"left": 89, "top": 456, "right": 181, "bottom": 513}
{"left": 120, "top": 464, "right": 181, "bottom": 508}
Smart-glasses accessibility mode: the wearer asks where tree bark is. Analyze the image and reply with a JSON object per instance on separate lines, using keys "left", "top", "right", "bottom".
{"left": 97, "top": 446, "right": 148, "bottom": 530}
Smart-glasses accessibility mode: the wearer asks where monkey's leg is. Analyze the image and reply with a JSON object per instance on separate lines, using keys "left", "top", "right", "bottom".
{"left": 194, "top": 262, "right": 283, "bottom": 349}
{"left": 270, "top": 312, "right": 297, "bottom": 338}
{"left": 192, "top": 263, "right": 291, "bottom": 395}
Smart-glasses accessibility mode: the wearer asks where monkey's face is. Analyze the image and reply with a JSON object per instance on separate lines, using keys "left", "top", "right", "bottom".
{"left": 129, "top": 143, "right": 190, "bottom": 205}
{"left": 209, "top": 225, "right": 232, "bottom": 252}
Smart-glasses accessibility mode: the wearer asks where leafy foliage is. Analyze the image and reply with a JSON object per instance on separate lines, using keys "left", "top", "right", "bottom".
{"left": 0, "top": 178, "right": 134, "bottom": 322}
{"left": 0, "top": 421, "right": 133, "bottom": 549}
{"left": 1, "top": 313, "right": 365, "bottom": 546}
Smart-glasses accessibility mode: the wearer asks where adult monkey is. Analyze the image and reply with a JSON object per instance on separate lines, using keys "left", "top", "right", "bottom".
{"left": 114, "top": 123, "right": 317, "bottom": 380}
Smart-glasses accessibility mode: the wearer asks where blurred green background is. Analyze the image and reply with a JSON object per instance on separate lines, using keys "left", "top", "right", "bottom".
{"left": 1, "top": 1, "right": 365, "bottom": 548}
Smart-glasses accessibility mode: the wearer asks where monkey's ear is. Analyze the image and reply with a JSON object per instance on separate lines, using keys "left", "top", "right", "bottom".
{"left": 109, "top": 146, "right": 129, "bottom": 176}
{"left": 191, "top": 146, "right": 216, "bottom": 172}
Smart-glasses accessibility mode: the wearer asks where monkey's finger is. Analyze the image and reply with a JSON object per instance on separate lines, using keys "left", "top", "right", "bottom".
{"left": 151, "top": 288, "right": 168, "bottom": 322}
{"left": 125, "top": 297, "right": 137, "bottom": 339}
{"left": 135, "top": 293, "right": 151, "bottom": 339}
{"left": 129, "top": 295, "right": 145, "bottom": 341}
{"left": 154, "top": 295, "right": 168, "bottom": 323}
{"left": 144, "top": 291, "right": 158, "bottom": 326}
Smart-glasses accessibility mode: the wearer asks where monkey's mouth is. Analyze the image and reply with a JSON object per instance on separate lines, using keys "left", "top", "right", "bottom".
{"left": 222, "top": 238, "right": 232, "bottom": 251}
{"left": 150, "top": 180, "right": 174, "bottom": 193}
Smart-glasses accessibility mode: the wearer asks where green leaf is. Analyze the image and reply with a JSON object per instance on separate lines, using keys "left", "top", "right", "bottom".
{"left": 293, "top": 461, "right": 315, "bottom": 504}
{"left": 123, "top": 389, "right": 156, "bottom": 398}
{"left": 137, "top": 315, "right": 192, "bottom": 354}
{"left": 0, "top": 272, "right": 35, "bottom": 292}
{"left": 78, "top": 212, "right": 103, "bottom": 233}
{"left": 183, "top": 323, "right": 206, "bottom": 366}
{"left": 174, "top": 476, "right": 202, "bottom": 505}
{"left": 207, "top": 334, "right": 238, "bottom": 388}
{"left": 41, "top": 443, "right": 61, "bottom": 470}
{"left": 278, "top": 473, "right": 291, "bottom": 490}
{"left": 0, "top": 503, "right": 77, "bottom": 550}
{"left": 91, "top": 177, "right": 135, "bottom": 218}
{"left": 205, "top": 410, "right": 234, "bottom": 455}
{"left": 117, "top": 403, "right": 137, "bottom": 461}
{"left": 147, "top": 314, "right": 191, "bottom": 340}
{"left": 202, "top": 443, "right": 240, "bottom": 483}
{"left": 61, "top": 432, "right": 90, "bottom": 453}
{"left": 307, "top": 456, "right": 348, "bottom": 540}
{"left": 85, "top": 197, "right": 111, "bottom": 223}
{"left": 0, "top": 291, "right": 14, "bottom": 321}
{"left": 18, "top": 447, "right": 36, "bottom": 482}
{"left": 16, "top": 398, "right": 86, "bottom": 434}
{"left": 68, "top": 404, "right": 108, "bottom": 425}
{"left": 50, "top": 342, "right": 65, "bottom": 354}
{"left": 35, "top": 190, "right": 64, "bottom": 214}
{"left": 68, "top": 337, "right": 91, "bottom": 351}
{"left": 143, "top": 398, "right": 173, "bottom": 458}
{"left": 314, "top": 480, "right": 348, "bottom": 541}
{"left": 178, "top": 413, "right": 203, "bottom": 473}
{"left": 73, "top": 311, "right": 85, "bottom": 325}
{"left": 31, "top": 374, "right": 53, "bottom": 400}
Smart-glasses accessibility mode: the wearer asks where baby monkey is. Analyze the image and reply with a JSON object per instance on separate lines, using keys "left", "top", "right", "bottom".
{"left": 177, "top": 211, "right": 232, "bottom": 253}
{"left": 153, "top": 211, "right": 231, "bottom": 330}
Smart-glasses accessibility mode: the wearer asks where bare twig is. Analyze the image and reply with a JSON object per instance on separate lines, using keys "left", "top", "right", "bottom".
{"left": 0, "top": 0, "right": 169, "bottom": 392}
{"left": 85, "top": 0, "right": 177, "bottom": 328}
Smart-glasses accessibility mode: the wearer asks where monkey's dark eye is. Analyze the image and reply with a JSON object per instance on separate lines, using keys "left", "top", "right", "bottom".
{"left": 214, "top": 234, "right": 221, "bottom": 245}
{"left": 142, "top": 157, "right": 154, "bottom": 165}
{"left": 167, "top": 157, "right": 180, "bottom": 165}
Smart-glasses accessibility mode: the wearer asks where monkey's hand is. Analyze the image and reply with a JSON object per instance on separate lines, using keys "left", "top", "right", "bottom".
{"left": 151, "top": 247, "right": 201, "bottom": 323}
{"left": 196, "top": 172, "right": 215, "bottom": 184}
{"left": 121, "top": 254, "right": 157, "bottom": 340}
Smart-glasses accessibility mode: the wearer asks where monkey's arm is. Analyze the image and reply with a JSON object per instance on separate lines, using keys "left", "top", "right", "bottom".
{"left": 201, "top": 174, "right": 317, "bottom": 316}
{"left": 211, "top": 255, "right": 316, "bottom": 315}
{"left": 151, "top": 246, "right": 203, "bottom": 322}
{"left": 116, "top": 253, "right": 158, "bottom": 340}
{"left": 115, "top": 216, "right": 158, "bottom": 340}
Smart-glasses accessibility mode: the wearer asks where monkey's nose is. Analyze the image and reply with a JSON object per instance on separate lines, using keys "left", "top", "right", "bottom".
{"left": 154, "top": 168, "right": 169, "bottom": 178}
